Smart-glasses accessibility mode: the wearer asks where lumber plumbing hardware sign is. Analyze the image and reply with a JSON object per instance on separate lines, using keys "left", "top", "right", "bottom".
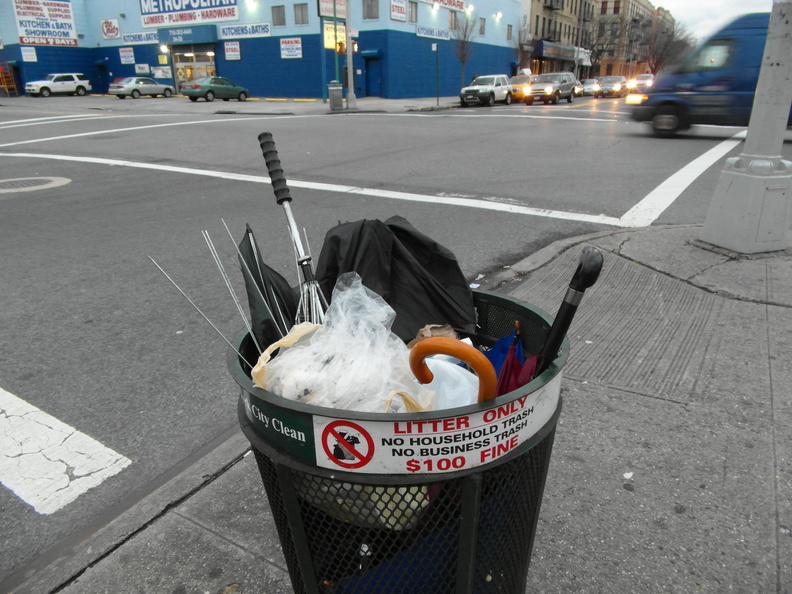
{"left": 140, "top": 0, "right": 239, "bottom": 27}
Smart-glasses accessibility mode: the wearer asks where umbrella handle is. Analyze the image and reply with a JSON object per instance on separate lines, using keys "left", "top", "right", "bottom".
{"left": 258, "top": 132, "right": 292, "bottom": 205}
{"left": 409, "top": 337, "right": 498, "bottom": 403}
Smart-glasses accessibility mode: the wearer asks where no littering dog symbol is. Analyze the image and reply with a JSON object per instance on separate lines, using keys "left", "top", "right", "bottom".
{"left": 321, "top": 420, "right": 375, "bottom": 469}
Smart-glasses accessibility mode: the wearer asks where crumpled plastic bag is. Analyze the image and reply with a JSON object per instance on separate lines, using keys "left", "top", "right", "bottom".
{"left": 253, "top": 272, "right": 435, "bottom": 413}
{"left": 423, "top": 358, "right": 479, "bottom": 409}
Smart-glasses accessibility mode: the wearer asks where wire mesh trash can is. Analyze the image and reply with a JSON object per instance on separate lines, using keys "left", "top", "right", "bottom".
{"left": 228, "top": 291, "right": 568, "bottom": 594}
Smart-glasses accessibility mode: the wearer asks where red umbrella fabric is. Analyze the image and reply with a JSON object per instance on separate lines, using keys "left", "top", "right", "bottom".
{"left": 494, "top": 323, "right": 538, "bottom": 396}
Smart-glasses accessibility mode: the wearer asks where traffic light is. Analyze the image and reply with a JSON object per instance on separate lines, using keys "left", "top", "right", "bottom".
{"left": 336, "top": 41, "right": 346, "bottom": 54}
{"left": 352, "top": 40, "right": 359, "bottom": 53}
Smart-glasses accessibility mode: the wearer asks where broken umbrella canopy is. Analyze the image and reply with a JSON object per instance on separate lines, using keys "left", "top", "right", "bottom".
{"left": 237, "top": 224, "right": 298, "bottom": 349}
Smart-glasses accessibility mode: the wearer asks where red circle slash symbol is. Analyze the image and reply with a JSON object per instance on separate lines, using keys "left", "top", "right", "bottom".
{"left": 321, "top": 420, "right": 375, "bottom": 469}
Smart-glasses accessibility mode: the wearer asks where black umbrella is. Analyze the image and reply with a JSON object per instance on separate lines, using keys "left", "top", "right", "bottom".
{"left": 237, "top": 224, "right": 298, "bottom": 349}
{"left": 534, "top": 246, "right": 604, "bottom": 377}
{"left": 315, "top": 217, "right": 477, "bottom": 343}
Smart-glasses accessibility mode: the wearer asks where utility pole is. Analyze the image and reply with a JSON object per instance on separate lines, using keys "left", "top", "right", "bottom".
{"left": 699, "top": 0, "right": 792, "bottom": 253}
{"left": 345, "top": 2, "right": 357, "bottom": 109}
{"left": 574, "top": 0, "right": 585, "bottom": 78}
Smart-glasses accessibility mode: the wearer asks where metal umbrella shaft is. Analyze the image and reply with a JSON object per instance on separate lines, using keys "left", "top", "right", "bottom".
{"left": 259, "top": 131, "right": 327, "bottom": 324}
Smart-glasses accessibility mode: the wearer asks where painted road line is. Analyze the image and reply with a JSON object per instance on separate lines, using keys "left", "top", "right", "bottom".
{"left": 0, "top": 386, "right": 131, "bottom": 515}
{"left": 1, "top": 152, "right": 627, "bottom": 227}
{"left": 619, "top": 131, "right": 746, "bottom": 227}
{"left": 0, "top": 116, "right": 321, "bottom": 149}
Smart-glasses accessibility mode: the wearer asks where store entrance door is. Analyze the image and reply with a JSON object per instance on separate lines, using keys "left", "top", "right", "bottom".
{"left": 173, "top": 47, "right": 216, "bottom": 88}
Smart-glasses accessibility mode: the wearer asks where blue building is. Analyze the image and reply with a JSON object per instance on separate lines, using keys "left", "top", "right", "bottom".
{"left": 0, "top": 0, "right": 521, "bottom": 98}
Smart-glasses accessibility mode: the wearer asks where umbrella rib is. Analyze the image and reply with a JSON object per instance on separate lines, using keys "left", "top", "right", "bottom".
{"left": 202, "top": 230, "right": 263, "bottom": 355}
{"left": 220, "top": 219, "right": 289, "bottom": 338}
{"left": 147, "top": 256, "right": 255, "bottom": 370}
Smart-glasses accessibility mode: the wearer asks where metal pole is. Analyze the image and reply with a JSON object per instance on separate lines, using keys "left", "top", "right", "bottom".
{"left": 345, "top": 0, "right": 357, "bottom": 109}
{"left": 700, "top": 0, "right": 792, "bottom": 253}
{"left": 320, "top": 19, "right": 328, "bottom": 102}
{"left": 435, "top": 43, "right": 439, "bottom": 106}
{"left": 333, "top": 0, "right": 340, "bottom": 83}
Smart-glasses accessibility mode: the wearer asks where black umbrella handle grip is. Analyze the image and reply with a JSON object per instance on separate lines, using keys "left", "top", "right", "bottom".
{"left": 570, "top": 246, "right": 604, "bottom": 292}
{"left": 535, "top": 246, "right": 604, "bottom": 376}
{"left": 258, "top": 132, "right": 292, "bottom": 204}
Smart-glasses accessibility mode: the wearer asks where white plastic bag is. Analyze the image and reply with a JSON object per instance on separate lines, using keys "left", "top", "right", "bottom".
{"left": 256, "top": 272, "right": 435, "bottom": 413}
{"left": 423, "top": 358, "right": 479, "bottom": 409}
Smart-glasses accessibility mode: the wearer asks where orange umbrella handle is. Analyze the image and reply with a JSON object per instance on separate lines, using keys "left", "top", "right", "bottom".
{"left": 409, "top": 336, "right": 498, "bottom": 402}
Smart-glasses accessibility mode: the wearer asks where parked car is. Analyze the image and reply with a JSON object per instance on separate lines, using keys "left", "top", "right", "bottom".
{"left": 596, "top": 75, "right": 628, "bottom": 98}
{"left": 459, "top": 74, "right": 512, "bottom": 106}
{"left": 25, "top": 73, "right": 92, "bottom": 97}
{"left": 581, "top": 78, "right": 600, "bottom": 96}
{"left": 524, "top": 72, "right": 576, "bottom": 105}
{"left": 631, "top": 13, "right": 792, "bottom": 137}
{"left": 180, "top": 76, "right": 249, "bottom": 102}
{"left": 627, "top": 73, "right": 654, "bottom": 92}
{"left": 108, "top": 77, "right": 175, "bottom": 99}
{"left": 508, "top": 74, "right": 535, "bottom": 102}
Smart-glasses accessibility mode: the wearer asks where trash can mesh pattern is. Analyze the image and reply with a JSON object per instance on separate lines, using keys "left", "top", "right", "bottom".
{"left": 252, "top": 425, "right": 556, "bottom": 594}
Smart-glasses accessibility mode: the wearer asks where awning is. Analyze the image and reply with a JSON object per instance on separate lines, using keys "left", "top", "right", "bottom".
{"left": 534, "top": 40, "right": 576, "bottom": 61}
{"left": 360, "top": 49, "right": 381, "bottom": 59}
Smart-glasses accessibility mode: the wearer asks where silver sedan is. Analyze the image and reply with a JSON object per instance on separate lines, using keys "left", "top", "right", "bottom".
{"left": 108, "top": 77, "right": 175, "bottom": 99}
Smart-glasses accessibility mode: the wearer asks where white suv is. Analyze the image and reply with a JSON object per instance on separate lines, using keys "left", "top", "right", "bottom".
{"left": 460, "top": 74, "right": 512, "bottom": 107}
{"left": 25, "top": 73, "right": 92, "bottom": 97}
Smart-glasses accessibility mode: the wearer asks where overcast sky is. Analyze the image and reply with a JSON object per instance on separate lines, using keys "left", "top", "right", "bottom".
{"left": 655, "top": 0, "right": 773, "bottom": 42}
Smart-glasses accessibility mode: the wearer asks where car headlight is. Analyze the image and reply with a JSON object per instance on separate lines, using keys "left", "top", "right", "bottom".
{"left": 625, "top": 94, "right": 647, "bottom": 105}
{"left": 613, "top": 84, "right": 621, "bottom": 91}
{"left": 543, "top": 85, "right": 553, "bottom": 95}
{"left": 646, "top": 80, "right": 653, "bottom": 87}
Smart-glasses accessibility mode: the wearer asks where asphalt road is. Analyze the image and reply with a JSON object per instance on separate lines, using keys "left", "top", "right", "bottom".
{"left": 1, "top": 93, "right": 789, "bottom": 587}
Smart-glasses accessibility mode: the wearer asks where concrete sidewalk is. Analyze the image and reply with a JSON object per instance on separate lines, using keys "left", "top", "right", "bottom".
{"left": 8, "top": 223, "right": 788, "bottom": 594}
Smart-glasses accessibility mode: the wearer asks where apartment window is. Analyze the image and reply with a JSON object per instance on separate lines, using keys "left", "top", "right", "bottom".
{"left": 614, "top": 1, "right": 620, "bottom": 14}
{"left": 363, "top": 0, "right": 379, "bottom": 19}
{"left": 408, "top": 0, "right": 417, "bottom": 23}
{"left": 272, "top": 5, "right": 286, "bottom": 25}
{"left": 294, "top": 3, "right": 308, "bottom": 24}
{"left": 535, "top": 15, "right": 539, "bottom": 36}
{"left": 600, "top": 1, "right": 607, "bottom": 15}
{"left": 479, "top": 17, "right": 485, "bottom": 35}
{"left": 507, "top": 24, "right": 513, "bottom": 41}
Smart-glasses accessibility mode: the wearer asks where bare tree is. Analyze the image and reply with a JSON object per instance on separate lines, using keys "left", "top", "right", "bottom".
{"left": 452, "top": 11, "right": 478, "bottom": 86}
{"left": 511, "top": 28, "right": 534, "bottom": 72}
{"left": 646, "top": 21, "right": 696, "bottom": 74}
{"left": 588, "top": 14, "right": 630, "bottom": 76}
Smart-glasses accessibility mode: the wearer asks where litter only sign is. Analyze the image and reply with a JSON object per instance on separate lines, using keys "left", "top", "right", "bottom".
{"left": 241, "top": 373, "right": 561, "bottom": 475}
{"left": 312, "top": 374, "right": 561, "bottom": 475}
